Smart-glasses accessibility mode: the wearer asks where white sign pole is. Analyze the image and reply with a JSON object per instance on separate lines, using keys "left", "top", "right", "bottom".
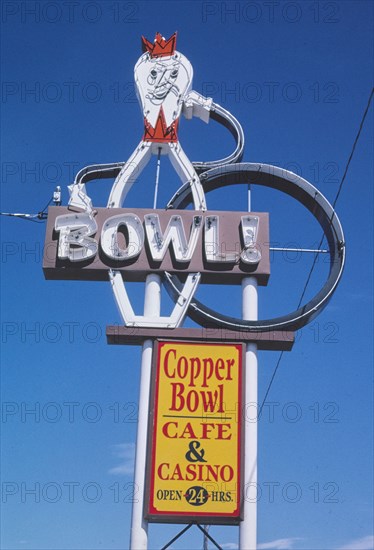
{"left": 240, "top": 185, "right": 258, "bottom": 549}
{"left": 130, "top": 273, "right": 161, "bottom": 550}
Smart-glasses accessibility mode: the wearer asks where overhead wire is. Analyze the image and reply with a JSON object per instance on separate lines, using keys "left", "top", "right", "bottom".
{"left": 259, "top": 87, "right": 374, "bottom": 415}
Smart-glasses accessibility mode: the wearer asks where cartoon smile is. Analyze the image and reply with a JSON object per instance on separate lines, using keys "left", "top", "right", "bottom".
{"left": 146, "top": 65, "right": 180, "bottom": 103}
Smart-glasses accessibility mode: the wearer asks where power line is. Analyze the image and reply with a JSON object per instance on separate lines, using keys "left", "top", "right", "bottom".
{"left": 259, "top": 87, "right": 374, "bottom": 415}
{"left": 332, "top": 88, "right": 374, "bottom": 212}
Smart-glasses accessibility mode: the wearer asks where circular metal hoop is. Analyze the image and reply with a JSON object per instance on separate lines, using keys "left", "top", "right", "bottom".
{"left": 166, "top": 163, "right": 345, "bottom": 332}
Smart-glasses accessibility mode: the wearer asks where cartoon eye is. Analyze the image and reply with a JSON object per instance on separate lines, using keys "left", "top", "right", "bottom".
{"left": 170, "top": 69, "right": 179, "bottom": 79}
{"left": 147, "top": 69, "right": 158, "bottom": 85}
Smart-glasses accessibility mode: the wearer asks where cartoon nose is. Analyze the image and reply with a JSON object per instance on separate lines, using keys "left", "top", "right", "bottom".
{"left": 156, "top": 69, "right": 168, "bottom": 88}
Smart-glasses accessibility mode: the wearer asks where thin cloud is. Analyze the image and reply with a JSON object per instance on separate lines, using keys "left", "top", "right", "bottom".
{"left": 338, "top": 535, "right": 374, "bottom": 550}
{"left": 221, "top": 544, "right": 238, "bottom": 549}
{"left": 258, "top": 538, "right": 303, "bottom": 550}
{"left": 108, "top": 442, "right": 135, "bottom": 475}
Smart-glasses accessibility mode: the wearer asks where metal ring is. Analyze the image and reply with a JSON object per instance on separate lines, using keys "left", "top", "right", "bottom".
{"left": 166, "top": 163, "right": 345, "bottom": 332}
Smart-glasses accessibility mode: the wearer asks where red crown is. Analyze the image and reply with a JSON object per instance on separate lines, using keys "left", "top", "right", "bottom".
{"left": 141, "top": 32, "right": 177, "bottom": 58}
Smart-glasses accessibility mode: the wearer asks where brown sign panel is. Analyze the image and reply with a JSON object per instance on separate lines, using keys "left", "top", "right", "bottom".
{"left": 106, "top": 325, "right": 295, "bottom": 351}
{"left": 145, "top": 340, "right": 244, "bottom": 524}
{"left": 43, "top": 207, "right": 270, "bottom": 285}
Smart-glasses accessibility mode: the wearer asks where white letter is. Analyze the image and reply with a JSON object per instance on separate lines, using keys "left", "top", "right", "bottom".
{"left": 144, "top": 214, "right": 201, "bottom": 262}
{"left": 204, "top": 215, "right": 238, "bottom": 263}
{"left": 240, "top": 216, "right": 261, "bottom": 264}
{"left": 101, "top": 214, "right": 144, "bottom": 260}
{"left": 55, "top": 213, "right": 98, "bottom": 262}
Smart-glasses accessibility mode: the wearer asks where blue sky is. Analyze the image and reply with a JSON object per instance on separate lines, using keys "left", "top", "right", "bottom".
{"left": 1, "top": 1, "right": 373, "bottom": 549}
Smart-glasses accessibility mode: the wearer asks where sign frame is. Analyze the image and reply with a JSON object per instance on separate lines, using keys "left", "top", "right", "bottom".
{"left": 145, "top": 339, "right": 245, "bottom": 525}
{"left": 43, "top": 207, "right": 270, "bottom": 285}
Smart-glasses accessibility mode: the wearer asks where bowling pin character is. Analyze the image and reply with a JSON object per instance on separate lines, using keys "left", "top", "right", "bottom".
{"left": 64, "top": 32, "right": 244, "bottom": 327}
{"left": 68, "top": 32, "right": 244, "bottom": 214}
{"left": 108, "top": 31, "right": 210, "bottom": 211}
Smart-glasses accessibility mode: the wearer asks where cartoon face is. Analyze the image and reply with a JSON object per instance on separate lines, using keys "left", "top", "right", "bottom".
{"left": 145, "top": 59, "right": 181, "bottom": 103}
{"left": 135, "top": 51, "right": 193, "bottom": 128}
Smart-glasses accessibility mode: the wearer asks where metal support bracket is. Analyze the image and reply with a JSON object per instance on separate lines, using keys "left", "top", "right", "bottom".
{"left": 109, "top": 269, "right": 201, "bottom": 328}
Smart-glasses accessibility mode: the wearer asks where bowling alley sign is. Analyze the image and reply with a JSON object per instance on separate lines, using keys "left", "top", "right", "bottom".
{"left": 146, "top": 341, "right": 244, "bottom": 523}
{"left": 43, "top": 30, "right": 345, "bottom": 529}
